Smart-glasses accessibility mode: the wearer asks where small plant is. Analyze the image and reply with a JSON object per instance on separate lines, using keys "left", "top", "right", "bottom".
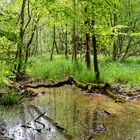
{"left": 0, "top": 91, "right": 22, "bottom": 106}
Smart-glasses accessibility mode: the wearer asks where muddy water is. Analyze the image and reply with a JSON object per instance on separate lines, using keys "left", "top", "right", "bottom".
{"left": 0, "top": 86, "right": 140, "bottom": 140}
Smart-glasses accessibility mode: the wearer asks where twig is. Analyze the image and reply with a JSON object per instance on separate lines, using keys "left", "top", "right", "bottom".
{"left": 21, "top": 124, "right": 33, "bottom": 129}
{"left": 34, "top": 112, "right": 46, "bottom": 121}
{"left": 35, "top": 120, "right": 45, "bottom": 128}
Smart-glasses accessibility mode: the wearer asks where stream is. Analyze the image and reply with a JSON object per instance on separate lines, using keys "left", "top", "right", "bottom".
{"left": 0, "top": 86, "right": 140, "bottom": 140}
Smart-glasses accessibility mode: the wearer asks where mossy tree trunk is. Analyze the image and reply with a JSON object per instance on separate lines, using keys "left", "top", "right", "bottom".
{"left": 15, "top": 0, "right": 27, "bottom": 80}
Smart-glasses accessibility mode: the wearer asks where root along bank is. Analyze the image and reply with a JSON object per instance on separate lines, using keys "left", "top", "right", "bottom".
{"left": 21, "top": 76, "right": 126, "bottom": 103}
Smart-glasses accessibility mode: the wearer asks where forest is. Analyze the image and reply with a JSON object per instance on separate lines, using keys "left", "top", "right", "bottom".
{"left": 0, "top": 0, "right": 140, "bottom": 140}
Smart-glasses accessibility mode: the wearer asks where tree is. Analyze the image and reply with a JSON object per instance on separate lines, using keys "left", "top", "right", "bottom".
{"left": 84, "top": 3, "right": 91, "bottom": 69}
{"left": 14, "top": 0, "right": 46, "bottom": 80}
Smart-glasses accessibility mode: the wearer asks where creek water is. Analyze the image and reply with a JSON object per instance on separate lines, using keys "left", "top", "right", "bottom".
{"left": 0, "top": 86, "right": 140, "bottom": 140}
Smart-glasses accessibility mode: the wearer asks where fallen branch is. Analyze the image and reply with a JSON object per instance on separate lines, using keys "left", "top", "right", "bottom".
{"left": 23, "top": 76, "right": 110, "bottom": 91}
{"left": 23, "top": 77, "right": 72, "bottom": 88}
{"left": 23, "top": 76, "right": 126, "bottom": 103}
{"left": 21, "top": 124, "right": 42, "bottom": 132}
{"left": 21, "top": 124, "right": 33, "bottom": 129}
{"left": 35, "top": 120, "right": 45, "bottom": 128}
{"left": 34, "top": 112, "right": 46, "bottom": 121}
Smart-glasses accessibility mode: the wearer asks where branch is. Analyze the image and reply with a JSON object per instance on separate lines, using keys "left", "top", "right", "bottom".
{"left": 23, "top": 76, "right": 126, "bottom": 103}
{"left": 23, "top": 0, "right": 31, "bottom": 34}
{"left": 26, "top": 16, "right": 40, "bottom": 49}
{"left": 24, "top": 77, "right": 72, "bottom": 88}
{"left": 34, "top": 112, "right": 46, "bottom": 121}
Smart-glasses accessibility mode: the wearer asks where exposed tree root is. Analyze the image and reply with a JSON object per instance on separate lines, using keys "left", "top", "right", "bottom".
{"left": 22, "top": 76, "right": 126, "bottom": 103}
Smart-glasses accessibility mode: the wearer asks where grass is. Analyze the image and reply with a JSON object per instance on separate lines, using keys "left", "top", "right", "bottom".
{"left": 99, "top": 56, "right": 140, "bottom": 84}
{"left": 0, "top": 90, "right": 22, "bottom": 106}
{"left": 26, "top": 54, "right": 140, "bottom": 85}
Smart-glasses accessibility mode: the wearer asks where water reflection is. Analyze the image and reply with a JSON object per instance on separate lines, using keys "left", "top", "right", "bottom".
{"left": 0, "top": 86, "right": 140, "bottom": 140}
{"left": 31, "top": 86, "right": 140, "bottom": 140}
{"left": 4, "top": 104, "right": 72, "bottom": 140}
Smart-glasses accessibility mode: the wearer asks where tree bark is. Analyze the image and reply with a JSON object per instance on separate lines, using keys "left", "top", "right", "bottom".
{"left": 72, "top": 0, "right": 77, "bottom": 61}
{"left": 16, "top": 0, "right": 27, "bottom": 80}
{"left": 92, "top": 20, "right": 100, "bottom": 82}
{"left": 85, "top": 7, "right": 91, "bottom": 69}
{"left": 50, "top": 24, "right": 59, "bottom": 60}
{"left": 65, "top": 22, "right": 68, "bottom": 59}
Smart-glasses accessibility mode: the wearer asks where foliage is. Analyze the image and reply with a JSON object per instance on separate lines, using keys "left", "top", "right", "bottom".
{"left": 0, "top": 36, "right": 16, "bottom": 83}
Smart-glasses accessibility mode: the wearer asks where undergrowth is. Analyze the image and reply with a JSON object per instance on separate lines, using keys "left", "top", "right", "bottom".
{"left": 0, "top": 90, "right": 22, "bottom": 106}
{"left": 26, "top": 55, "right": 140, "bottom": 85}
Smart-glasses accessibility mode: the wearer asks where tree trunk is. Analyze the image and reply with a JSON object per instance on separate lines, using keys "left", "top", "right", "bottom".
{"left": 50, "top": 24, "right": 58, "bottom": 60}
{"left": 72, "top": 0, "right": 77, "bottom": 61}
{"left": 16, "top": 0, "right": 27, "bottom": 80}
{"left": 34, "top": 28, "right": 39, "bottom": 56}
{"left": 65, "top": 22, "right": 68, "bottom": 59}
{"left": 112, "top": 4, "right": 118, "bottom": 61}
{"left": 92, "top": 20, "right": 100, "bottom": 82}
{"left": 85, "top": 7, "right": 91, "bottom": 69}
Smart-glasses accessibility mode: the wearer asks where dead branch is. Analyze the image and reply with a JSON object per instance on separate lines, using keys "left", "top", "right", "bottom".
{"left": 22, "top": 76, "right": 125, "bottom": 103}
{"left": 21, "top": 124, "right": 33, "bottom": 129}
{"left": 34, "top": 112, "right": 46, "bottom": 121}
{"left": 23, "top": 77, "right": 73, "bottom": 88}
{"left": 35, "top": 120, "right": 45, "bottom": 128}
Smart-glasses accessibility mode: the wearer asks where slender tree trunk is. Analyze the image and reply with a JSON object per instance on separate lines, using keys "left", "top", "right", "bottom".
{"left": 50, "top": 24, "right": 58, "bottom": 60}
{"left": 112, "top": 43, "right": 117, "bottom": 61}
{"left": 65, "top": 22, "right": 68, "bottom": 59}
{"left": 16, "top": 0, "right": 27, "bottom": 80}
{"left": 24, "top": 17, "right": 39, "bottom": 64}
{"left": 85, "top": 7, "right": 91, "bottom": 69}
{"left": 92, "top": 20, "right": 100, "bottom": 82}
{"left": 39, "top": 27, "right": 42, "bottom": 53}
{"left": 34, "top": 28, "right": 39, "bottom": 56}
{"left": 72, "top": 0, "right": 77, "bottom": 61}
{"left": 112, "top": 4, "right": 118, "bottom": 61}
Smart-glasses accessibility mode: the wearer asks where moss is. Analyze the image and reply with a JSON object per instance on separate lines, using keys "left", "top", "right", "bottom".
{"left": 24, "top": 76, "right": 126, "bottom": 103}
{"left": 106, "top": 90, "right": 126, "bottom": 103}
